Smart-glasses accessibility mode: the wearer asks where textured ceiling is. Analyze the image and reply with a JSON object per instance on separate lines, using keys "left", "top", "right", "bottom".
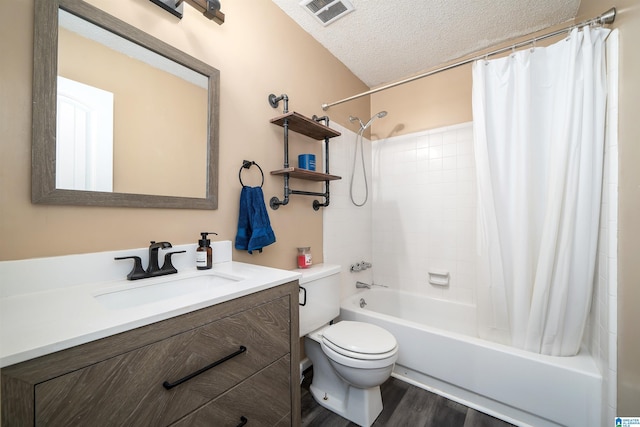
{"left": 271, "top": 0, "right": 582, "bottom": 87}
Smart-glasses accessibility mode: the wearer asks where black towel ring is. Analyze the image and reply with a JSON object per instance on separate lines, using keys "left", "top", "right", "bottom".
{"left": 238, "top": 160, "right": 264, "bottom": 188}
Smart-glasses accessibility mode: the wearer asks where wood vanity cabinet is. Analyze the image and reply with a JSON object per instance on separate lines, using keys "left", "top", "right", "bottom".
{"left": 1, "top": 281, "right": 300, "bottom": 426}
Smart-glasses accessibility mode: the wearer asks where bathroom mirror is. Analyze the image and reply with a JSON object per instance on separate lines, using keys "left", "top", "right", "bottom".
{"left": 32, "top": 0, "right": 220, "bottom": 209}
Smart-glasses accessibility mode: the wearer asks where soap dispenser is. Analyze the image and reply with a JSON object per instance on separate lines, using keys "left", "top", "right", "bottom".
{"left": 196, "top": 232, "right": 218, "bottom": 270}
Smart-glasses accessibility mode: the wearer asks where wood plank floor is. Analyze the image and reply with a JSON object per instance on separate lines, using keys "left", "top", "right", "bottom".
{"left": 301, "top": 368, "right": 515, "bottom": 427}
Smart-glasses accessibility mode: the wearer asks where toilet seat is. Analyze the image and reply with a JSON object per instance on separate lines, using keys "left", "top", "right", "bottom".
{"left": 322, "top": 339, "right": 398, "bottom": 360}
{"left": 320, "top": 340, "right": 398, "bottom": 370}
{"left": 321, "top": 321, "right": 398, "bottom": 361}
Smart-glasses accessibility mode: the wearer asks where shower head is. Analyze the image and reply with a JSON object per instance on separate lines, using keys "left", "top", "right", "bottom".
{"left": 362, "top": 110, "right": 388, "bottom": 130}
{"left": 349, "top": 111, "right": 388, "bottom": 132}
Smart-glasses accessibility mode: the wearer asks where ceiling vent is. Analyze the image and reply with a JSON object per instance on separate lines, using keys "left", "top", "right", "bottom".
{"left": 300, "top": 0, "right": 354, "bottom": 26}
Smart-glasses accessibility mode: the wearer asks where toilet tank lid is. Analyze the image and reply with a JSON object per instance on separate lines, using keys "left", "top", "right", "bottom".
{"left": 293, "top": 263, "right": 341, "bottom": 284}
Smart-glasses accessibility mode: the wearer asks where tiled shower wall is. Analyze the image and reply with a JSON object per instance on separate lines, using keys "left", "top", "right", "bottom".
{"left": 371, "top": 123, "right": 477, "bottom": 304}
{"left": 323, "top": 123, "right": 373, "bottom": 299}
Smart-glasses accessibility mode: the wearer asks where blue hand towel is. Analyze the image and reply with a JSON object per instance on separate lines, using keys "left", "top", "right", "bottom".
{"left": 235, "top": 186, "right": 276, "bottom": 254}
{"left": 247, "top": 187, "right": 276, "bottom": 253}
{"left": 234, "top": 186, "right": 251, "bottom": 251}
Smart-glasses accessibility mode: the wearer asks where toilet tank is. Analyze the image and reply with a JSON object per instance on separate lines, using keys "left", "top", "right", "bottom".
{"left": 296, "top": 264, "right": 341, "bottom": 337}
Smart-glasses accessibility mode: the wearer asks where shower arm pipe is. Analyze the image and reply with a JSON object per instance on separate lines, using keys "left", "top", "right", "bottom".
{"left": 321, "top": 7, "right": 616, "bottom": 111}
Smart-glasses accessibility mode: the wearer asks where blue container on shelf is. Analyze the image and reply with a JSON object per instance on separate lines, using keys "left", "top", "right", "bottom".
{"left": 298, "top": 154, "right": 316, "bottom": 171}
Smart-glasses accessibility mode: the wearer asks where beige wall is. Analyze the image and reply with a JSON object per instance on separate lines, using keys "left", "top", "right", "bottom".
{"left": 577, "top": 0, "right": 640, "bottom": 416}
{"left": 0, "top": 0, "right": 369, "bottom": 268}
{"left": 371, "top": 64, "right": 472, "bottom": 139}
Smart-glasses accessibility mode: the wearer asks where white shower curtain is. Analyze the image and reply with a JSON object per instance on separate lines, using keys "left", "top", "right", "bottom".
{"left": 472, "top": 26, "right": 609, "bottom": 356}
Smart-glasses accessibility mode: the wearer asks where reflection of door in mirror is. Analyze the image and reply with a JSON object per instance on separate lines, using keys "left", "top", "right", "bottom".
{"left": 57, "top": 76, "right": 114, "bottom": 192}
{"left": 57, "top": 10, "right": 208, "bottom": 198}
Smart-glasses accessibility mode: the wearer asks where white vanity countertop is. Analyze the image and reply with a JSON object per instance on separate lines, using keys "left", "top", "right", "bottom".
{"left": 0, "top": 243, "right": 300, "bottom": 368}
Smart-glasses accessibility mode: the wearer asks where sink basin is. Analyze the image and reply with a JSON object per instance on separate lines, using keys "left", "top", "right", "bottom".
{"left": 95, "top": 273, "right": 242, "bottom": 310}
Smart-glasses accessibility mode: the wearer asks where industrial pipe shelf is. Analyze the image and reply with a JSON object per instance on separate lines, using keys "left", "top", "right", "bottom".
{"left": 270, "top": 167, "right": 341, "bottom": 182}
{"left": 269, "top": 112, "right": 341, "bottom": 140}
{"left": 267, "top": 93, "right": 341, "bottom": 210}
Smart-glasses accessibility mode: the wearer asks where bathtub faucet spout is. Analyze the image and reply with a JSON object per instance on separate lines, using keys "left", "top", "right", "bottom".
{"left": 356, "top": 281, "right": 388, "bottom": 289}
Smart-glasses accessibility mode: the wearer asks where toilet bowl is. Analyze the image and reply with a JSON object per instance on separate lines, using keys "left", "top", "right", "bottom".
{"left": 297, "top": 264, "right": 398, "bottom": 427}
{"left": 305, "top": 322, "right": 398, "bottom": 427}
{"left": 321, "top": 320, "right": 398, "bottom": 385}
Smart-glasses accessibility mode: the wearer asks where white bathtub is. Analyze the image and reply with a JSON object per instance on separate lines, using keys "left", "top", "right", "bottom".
{"left": 340, "top": 288, "right": 602, "bottom": 427}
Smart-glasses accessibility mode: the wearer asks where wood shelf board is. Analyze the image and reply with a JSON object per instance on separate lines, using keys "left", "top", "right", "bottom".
{"left": 270, "top": 168, "right": 341, "bottom": 181}
{"left": 269, "top": 112, "right": 341, "bottom": 140}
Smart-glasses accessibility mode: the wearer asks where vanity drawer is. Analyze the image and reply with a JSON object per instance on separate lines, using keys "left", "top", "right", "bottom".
{"left": 172, "top": 355, "right": 291, "bottom": 427}
{"left": 34, "top": 297, "right": 291, "bottom": 426}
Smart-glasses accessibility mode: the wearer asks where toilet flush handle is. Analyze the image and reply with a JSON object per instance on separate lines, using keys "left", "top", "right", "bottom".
{"left": 299, "top": 286, "right": 307, "bottom": 306}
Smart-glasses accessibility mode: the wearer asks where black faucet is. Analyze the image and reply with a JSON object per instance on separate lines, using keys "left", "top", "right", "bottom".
{"left": 147, "top": 241, "right": 173, "bottom": 275}
{"left": 115, "top": 241, "right": 185, "bottom": 280}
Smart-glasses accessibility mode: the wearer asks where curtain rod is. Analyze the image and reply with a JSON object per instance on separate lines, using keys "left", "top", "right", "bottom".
{"left": 321, "top": 7, "right": 616, "bottom": 111}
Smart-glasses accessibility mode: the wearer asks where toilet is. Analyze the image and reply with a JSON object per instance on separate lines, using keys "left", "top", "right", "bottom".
{"left": 298, "top": 264, "right": 398, "bottom": 427}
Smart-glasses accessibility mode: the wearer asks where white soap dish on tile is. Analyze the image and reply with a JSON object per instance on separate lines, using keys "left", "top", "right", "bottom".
{"left": 428, "top": 270, "right": 450, "bottom": 286}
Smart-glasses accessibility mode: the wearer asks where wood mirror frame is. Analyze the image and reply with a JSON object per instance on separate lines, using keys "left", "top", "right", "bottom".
{"left": 32, "top": 0, "right": 220, "bottom": 209}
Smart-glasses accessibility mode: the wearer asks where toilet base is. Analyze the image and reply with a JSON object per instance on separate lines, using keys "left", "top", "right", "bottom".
{"left": 309, "top": 382, "right": 383, "bottom": 427}
{"left": 305, "top": 335, "right": 384, "bottom": 427}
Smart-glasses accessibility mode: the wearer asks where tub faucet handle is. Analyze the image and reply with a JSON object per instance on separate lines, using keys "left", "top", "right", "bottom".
{"left": 350, "top": 261, "right": 373, "bottom": 272}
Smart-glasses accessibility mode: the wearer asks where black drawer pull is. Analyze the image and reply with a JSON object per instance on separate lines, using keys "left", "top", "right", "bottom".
{"left": 236, "top": 416, "right": 248, "bottom": 427}
{"left": 162, "top": 345, "right": 247, "bottom": 390}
